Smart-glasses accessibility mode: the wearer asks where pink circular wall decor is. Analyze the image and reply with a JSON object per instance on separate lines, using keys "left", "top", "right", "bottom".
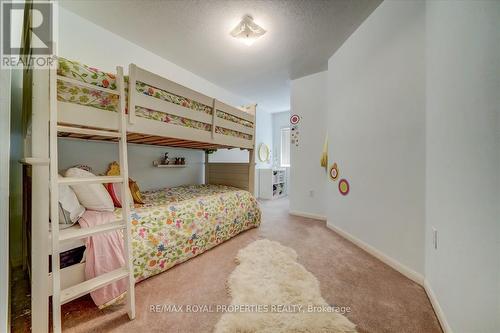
{"left": 338, "top": 179, "right": 350, "bottom": 196}
{"left": 290, "top": 114, "right": 300, "bottom": 125}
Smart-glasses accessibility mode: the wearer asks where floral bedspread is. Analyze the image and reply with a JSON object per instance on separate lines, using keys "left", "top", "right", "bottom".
{"left": 116, "top": 185, "right": 261, "bottom": 282}
{"left": 57, "top": 57, "right": 253, "bottom": 140}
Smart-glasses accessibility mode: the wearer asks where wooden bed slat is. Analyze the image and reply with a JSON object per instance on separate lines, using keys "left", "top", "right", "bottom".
{"left": 127, "top": 136, "right": 164, "bottom": 144}
{"left": 206, "top": 162, "right": 251, "bottom": 191}
{"left": 58, "top": 130, "right": 242, "bottom": 150}
{"left": 58, "top": 131, "right": 233, "bottom": 150}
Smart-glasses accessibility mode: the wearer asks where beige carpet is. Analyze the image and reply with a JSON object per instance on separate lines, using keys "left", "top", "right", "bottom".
{"left": 215, "top": 239, "right": 357, "bottom": 333}
{"left": 12, "top": 198, "right": 442, "bottom": 333}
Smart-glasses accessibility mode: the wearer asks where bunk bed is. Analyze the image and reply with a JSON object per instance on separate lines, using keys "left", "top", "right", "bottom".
{"left": 56, "top": 57, "right": 256, "bottom": 150}
{"left": 26, "top": 57, "right": 261, "bottom": 332}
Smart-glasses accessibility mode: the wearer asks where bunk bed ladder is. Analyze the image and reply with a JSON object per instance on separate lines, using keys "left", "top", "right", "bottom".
{"left": 49, "top": 66, "right": 135, "bottom": 333}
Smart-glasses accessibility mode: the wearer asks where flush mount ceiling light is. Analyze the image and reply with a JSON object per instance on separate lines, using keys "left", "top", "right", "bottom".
{"left": 230, "top": 15, "right": 266, "bottom": 46}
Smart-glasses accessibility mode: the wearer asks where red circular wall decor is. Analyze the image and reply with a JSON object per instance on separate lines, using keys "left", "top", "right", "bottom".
{"left": 329, "top": 163, "right": 339, "bottom": 181}
{"left": 338, "top": 179, "right": 350, "bottom": 196}
{"left": 290, "top": 114, "right": 300, "bottom": 125}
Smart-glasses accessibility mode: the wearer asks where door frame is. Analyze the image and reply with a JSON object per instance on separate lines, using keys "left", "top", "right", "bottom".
{"left": 0, "top": 67, "right": 12, "bottom": 332}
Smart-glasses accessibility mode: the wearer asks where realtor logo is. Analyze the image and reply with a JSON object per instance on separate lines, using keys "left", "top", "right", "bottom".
{"left": 1, "top": 1, "right": 55, "bottom": 68}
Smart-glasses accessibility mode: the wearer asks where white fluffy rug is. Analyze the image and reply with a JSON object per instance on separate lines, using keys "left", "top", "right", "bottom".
{"left": 214, "top": 239, "right": 357, "bottom": 333}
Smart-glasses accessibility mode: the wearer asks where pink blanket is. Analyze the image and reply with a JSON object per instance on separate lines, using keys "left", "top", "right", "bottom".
{"left": 78, "top": 210, "right": 127, "bottom": 307}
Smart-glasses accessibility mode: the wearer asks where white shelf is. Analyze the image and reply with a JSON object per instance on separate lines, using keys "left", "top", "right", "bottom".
{"left": 259, "top": 168, "right": 287, "bottom": 200}
{"left": 153, "top": 160, "right": 187, "bottom": 168}
{"left": 154, "top": 164, "right": 187, "bottom": 168}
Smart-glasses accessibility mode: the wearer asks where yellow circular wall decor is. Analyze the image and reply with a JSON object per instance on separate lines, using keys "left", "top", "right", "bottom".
{"left": 329, "top": 163, "right": 339, "bottom": 181}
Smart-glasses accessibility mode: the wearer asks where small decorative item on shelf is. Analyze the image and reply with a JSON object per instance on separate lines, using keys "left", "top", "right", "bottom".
{"left": 153, "top": 154, "right": 187, "bottom": 168}
{"left": 162, "top": 152, "right": 170, "bottom": 165}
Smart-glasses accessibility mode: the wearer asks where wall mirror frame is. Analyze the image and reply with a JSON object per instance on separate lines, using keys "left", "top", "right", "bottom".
{"left": 258, "top": 143, "right": 270, "bottom": 162}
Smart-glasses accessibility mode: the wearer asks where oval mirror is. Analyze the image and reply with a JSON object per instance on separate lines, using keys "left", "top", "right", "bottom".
{"left": 258, "top": 143, "right": 270, "bottom": 162}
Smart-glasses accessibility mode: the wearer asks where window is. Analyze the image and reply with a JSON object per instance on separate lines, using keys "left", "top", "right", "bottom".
{"left": 280, "top": 127, "right": 290, "bottom": 167}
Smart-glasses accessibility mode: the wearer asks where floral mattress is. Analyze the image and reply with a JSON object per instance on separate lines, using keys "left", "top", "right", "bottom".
{"left": 116, "top": 184, "right": 261, "bottom": 282}
{"left": 57, "top": 57, "right": 253, "bottom": 140}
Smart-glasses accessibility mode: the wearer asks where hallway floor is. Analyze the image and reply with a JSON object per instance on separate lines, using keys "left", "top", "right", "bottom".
{"left": 14, "top": 198, "right": 442, "bottom": 333}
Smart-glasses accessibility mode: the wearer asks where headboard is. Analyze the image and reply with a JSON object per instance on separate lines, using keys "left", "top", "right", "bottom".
{"left": 205, "top": 162, "right": 251, "bottom": 191}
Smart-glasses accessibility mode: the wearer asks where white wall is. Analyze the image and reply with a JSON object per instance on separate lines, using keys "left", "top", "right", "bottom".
{"left": 425, "top": 1, "right": 500, "bottom": 332}
{"left": 254, "top": 110, "right": 273, "bottom": 169}
{"left": 272, "top": 111, "right": 291, "bottom": 167}
{"left": 58, "top": 139, "right": 204, "bottom": 191}
{"left": 208, "top": 108, "right": 273, "bottom": 197}
{"left": 271, "top": 111, "right": 291, "bottom": 196}
{"left": 254, "top": 110, "right": 273, "bottom": 196}
{"left": 58, "top": 7, "right": 248, "bottom": 107}
{"left": 289, "top": 1, "right": 499, "bottom": 331}
{"left": 289, "top": 71, "right": 327, "bottom": 218}
{"left": 58, "top": 6, "right": 266, "bottom": 190}
{"left": 326, "top": 0, "right": 426, "bottom": 276}
{"left": 209, "top": 108, "right": 273, "bottom": 166}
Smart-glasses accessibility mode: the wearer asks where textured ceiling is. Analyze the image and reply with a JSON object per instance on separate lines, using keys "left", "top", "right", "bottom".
{"left": 60, "top": 0, "right": 380, "bottom": 112}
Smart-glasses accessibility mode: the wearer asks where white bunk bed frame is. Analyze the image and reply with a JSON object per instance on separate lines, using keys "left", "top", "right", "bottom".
{"left": 57, "top": 64, "right": 256, "bottom": 151}
{"left": 25, "top": 61, "right": 257, "bottom": 332}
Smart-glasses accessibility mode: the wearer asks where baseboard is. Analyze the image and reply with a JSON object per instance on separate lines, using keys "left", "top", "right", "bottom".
{"left": 326, "top": 222, "right": 424, "bottom": 285}
{"left": 424, "top": 279, "right": 452, "bottom": 333}
{"left": 325, "top": 222, "right": 452, "bottom": 332}
{"left": 289, "top": 210, "right": 326, "bottom": 221}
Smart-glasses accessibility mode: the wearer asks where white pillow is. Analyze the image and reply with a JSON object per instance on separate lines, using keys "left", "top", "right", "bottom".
{"left": 58, "top": 175, "right": 85, "bottom": 225}
{"left": 65, "top": 167, "right": 114, "bottom": 212}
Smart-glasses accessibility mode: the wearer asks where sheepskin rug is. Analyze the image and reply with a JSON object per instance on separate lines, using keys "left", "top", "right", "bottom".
{"left": 214, "top": 239, "right": 357, "bottom": 333}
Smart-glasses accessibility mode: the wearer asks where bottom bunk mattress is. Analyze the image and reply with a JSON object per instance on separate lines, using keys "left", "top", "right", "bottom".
{"left": 119, "top": 184, "right": 261, "bottom": 282}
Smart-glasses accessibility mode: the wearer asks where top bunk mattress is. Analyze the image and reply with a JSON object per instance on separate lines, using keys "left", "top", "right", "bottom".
{"left": 56, "top": 58, "right": 254, "bottom": 141}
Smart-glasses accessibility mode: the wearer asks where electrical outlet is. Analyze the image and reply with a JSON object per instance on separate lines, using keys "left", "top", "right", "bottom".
{"left": 432, "top": 227, "right": 438, "bottom": 250}
{"left": 309, "top": 190, "right": 314, "bottom": 197}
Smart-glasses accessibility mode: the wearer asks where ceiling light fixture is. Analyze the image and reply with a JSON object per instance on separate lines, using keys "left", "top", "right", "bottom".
{"left": 230, "top": 15, "right": 266, "bottom": 46}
